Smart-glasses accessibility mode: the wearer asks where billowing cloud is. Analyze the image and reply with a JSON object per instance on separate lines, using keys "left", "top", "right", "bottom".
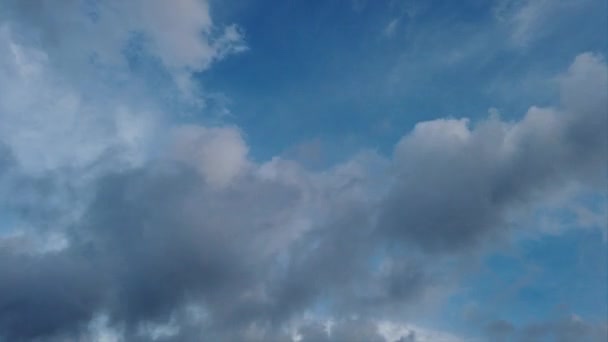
{"left": 0, "top": 1, "right": 606, "bottom": 341}
{"left": 380, "top": 52, "right": 607, "bottom": 252}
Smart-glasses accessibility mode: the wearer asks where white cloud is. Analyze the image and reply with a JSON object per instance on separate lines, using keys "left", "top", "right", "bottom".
{"left": 378, "top": 321, "right": 466, "bottom": 342}
{"left": 559, "top": 52, "right": 608, "bottom": 114}
{"left": 2, "top": 0, "right": 245, "bottom": 93}
{"left": 170, "top": 125, "right": 250, "bottom": 188}
{"left": 0, "top": 24, "right": 158, "bottom": 174}
{"left": 494, "top": 0, "right": 596, "bottom": 48}
{"left": 0, "top": 0, "right": 248, "bottom": 175}
{"left": 384, "top": 19, "right": 400, "bottom": 37}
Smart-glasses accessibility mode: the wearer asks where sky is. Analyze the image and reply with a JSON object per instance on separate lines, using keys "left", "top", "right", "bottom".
{"left": 0, "top": 0, "right": 606, "bottom": 341}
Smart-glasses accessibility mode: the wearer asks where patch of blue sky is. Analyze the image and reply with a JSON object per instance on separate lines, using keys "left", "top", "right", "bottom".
{"left": 0, "top": 209, "right": 19, "bottom": 236}
{"left": 441, "top": 228, "right": 607, "bottom": 336}
{"left": 201, "top": 0, "right": 606, "bottom": 164}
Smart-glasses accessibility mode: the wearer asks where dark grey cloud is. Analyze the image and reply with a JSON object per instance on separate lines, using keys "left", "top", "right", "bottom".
{"left": 78, "top": 164, "right": 303, "bottom": 330}
{"left": 0, "top": 162, "right": 299, "bottom": 340}
{"left": 0, "top": 155, "right": 432, "bottom": 341}
{"left": 0, "top": 249, "right": 104, "bottom": 341}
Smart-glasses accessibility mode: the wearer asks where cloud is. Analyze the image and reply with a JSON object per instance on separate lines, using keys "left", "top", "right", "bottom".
{"left": 1, "top": 0, "right": 245, "bottom": 72}
{"left": 0, "top": 0, "right": 606, "bottom": 341}
{"left": 379, "top": 52, "right": 607, "bottom": 252}
{"left": 378, "top": 321, "right": 465, "bottom": 342}
{"left": 0, "top": 249, "right": 105, "bottom": 340}
{"left": 384, "top": 19, "right": 400, "bottom": 37}
{"left": 298, "top": 319, "right": 385, "bottom": 342}
{"left": 494, "top": 0, "right": 599, "bottom": 48}
{"left": 0, "top": 23, "right": 160, "bottom": 175}
{"left": 170, "top": 125, "right": 250, "bottom": 188}
{"left": 2, "top": 51, "right": 605, "bottom": 340}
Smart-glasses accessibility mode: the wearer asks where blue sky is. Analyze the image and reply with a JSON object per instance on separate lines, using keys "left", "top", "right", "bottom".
{"left": 202, "top": 0, "right": 607, "bottom": 161}
{"left": 0, "top": 0, "right": 606, "bottom": 341}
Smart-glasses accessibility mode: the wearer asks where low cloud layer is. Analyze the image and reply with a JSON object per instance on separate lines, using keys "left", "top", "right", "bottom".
{"left": 0, "top": 1, "right": 606, "bottom": 341}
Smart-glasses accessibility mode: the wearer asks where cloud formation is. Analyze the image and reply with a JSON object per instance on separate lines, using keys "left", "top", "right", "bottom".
{"left": 0, "top": 1, "right": 606, "bottom": 341}
{"left": 380, "top": 52, "right": 607, "bottom": 252}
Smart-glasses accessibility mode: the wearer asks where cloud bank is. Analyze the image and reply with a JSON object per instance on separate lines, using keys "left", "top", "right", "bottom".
{"left": 0, "top": 1, "right": 606, "bottom": 341}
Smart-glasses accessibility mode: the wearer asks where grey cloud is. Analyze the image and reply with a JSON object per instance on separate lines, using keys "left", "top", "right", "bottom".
{"left": 0, "top": 52, "right": 606, "bottom": 340}
{"left": 0, "top": 1, "right": 607, "bottom": 341}
{"left": 79, "top": 164, "right": 302, "bottom": 328}
{"left": 394, "top": 332, "right": 417, "bottom": 342}
{"left": 0, "top": 250, "right": 105, "bottom": 341}
{"left": 1, "top": 51, "right": 606, "bottom": 339}
{"left": 0, "top": 146, "right": 85, "bottom": 238}
{"left": 379, "top": 53, "right": 607, "bottom": 252}
{"left": 0, "top": 154, "right": 431, "bottom": 341}
{"left": 298, "top": 319, "right": 385, "bottom": 342}
{"left": 0, "top": 161, "right": 302, "bottom": 340}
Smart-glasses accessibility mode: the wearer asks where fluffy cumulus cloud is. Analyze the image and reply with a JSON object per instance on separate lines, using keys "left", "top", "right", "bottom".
{"left": 0, "top": 1, "right": 606, "bottom": 342}
{"left": 381, "top": 52, "right": 607, "bottom": 252}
